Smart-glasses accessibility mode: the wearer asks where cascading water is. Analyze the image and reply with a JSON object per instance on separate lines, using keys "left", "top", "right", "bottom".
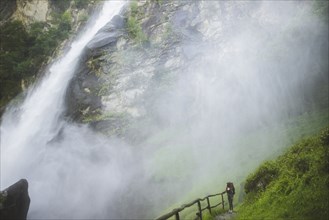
{"left": 1, "top": 1, "right": 128, "bottom": 218}
{"left": 1, "top": 0, "right": 328, "bottom": 219}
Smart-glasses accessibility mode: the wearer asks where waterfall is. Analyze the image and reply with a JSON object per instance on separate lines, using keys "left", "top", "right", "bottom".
{"left": 1, "top": 0, "right": 327, "bottom": 219}
{"left": 1, "top": 1, "right": 128, "bottom": 218}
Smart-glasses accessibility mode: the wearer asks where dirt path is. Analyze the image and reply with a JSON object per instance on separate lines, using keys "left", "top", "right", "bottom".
{"left": 215, "top": 211, "right": 237, "bottom": 220}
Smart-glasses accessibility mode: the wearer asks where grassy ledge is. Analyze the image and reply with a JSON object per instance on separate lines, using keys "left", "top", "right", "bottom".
{"left": 236, "top": 127, "right": 329, "bottom": 220}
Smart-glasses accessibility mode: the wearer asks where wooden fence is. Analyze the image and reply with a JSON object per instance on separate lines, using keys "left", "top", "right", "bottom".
{"left": 156, "top": 191, "right": 227, "bottom": 220}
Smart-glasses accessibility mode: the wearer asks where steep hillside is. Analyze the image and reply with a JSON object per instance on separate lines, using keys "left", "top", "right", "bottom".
{"left": 237, "top": 127, "right": 329, "bottom": 220}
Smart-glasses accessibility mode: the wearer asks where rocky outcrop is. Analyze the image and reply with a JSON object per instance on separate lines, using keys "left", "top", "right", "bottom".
{"left": 65, "top": 0, "right": 328, "bottom": 142}
{"left": 12, "top": 0, "right": 49, "bottom": 25}
{"left": 65, "top": 13, "right": 127, "bottom": 123}
{"left": 4, "top": 0, "right": 95, "bottom": 26}
{"left": 0, "top": 179, "right": 30, "bottom": 220}
{"left": 65, "top": 1, "right": 252, "bottom": 138}
{"left": 87, "top": 15, "right": 126, "bottom": 50}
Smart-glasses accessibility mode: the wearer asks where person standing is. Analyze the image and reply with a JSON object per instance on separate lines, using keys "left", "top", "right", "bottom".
{"left": 226, "top": 182, "right": 235, "bottom": 213}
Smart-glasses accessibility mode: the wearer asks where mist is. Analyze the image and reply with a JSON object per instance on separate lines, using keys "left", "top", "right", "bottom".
{"left": 126, "top": 0, "right": 328, "bottom": 214}
{"left": 135, "top": 0, "right": 328, "bottom": 204}
{"left": 1, "top": 0, "right": 328, "bottom": 219}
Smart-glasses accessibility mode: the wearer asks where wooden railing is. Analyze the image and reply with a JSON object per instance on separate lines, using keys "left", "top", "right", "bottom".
{"left": 156, "top": 191, "right": 227, "bottom": 220}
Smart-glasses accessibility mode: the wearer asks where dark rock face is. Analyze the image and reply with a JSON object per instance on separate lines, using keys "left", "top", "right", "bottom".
{"left": 65, "top": 67, "right": 103, "bottom": 121}
{"left": 0, "top": 179, "right": 30, "bottom": 220}
{"left": 0, "top": 0, "right": 16, "bottom": 21}
{"left": 87, "top": 15, "right": 125, "bottom": 51}
{"left": 65, "top": 14, "right": 126, "bottom": 122}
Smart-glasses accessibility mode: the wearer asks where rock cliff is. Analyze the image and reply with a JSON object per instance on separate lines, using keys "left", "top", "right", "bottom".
{"left": 12, "top": 0, "right": 49, "bottom": 25}
{"left": 65, "top": 0, "right": 328, "bottom": 143}
{"left": 67, "top": 1, "right": 236, "bottom": 139}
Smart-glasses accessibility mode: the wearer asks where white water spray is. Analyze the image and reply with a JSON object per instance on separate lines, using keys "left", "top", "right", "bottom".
{"left": 1, "top": 1, "right": 127, "bottom": 218}
{"left": 1, "top": 1, "right": 327, "bottom": 219}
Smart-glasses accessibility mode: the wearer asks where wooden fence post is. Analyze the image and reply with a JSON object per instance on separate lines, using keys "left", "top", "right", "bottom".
{"left": 175, "top": 212, "right": 180, "bottom": 220}
{"left": 206, "top": 197, "right": 211, "bottom": 214}
{"left": 197, "top": 200, "right": 202, "bottom": 220}
{"left": 221, "top": 194, "right": 224, "bottom": 210}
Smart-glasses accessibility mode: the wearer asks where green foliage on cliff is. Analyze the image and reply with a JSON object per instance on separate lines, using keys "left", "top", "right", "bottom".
{"left": 127, "top": 16, "right": 147, "bottom": 43}
{"left": 244, "top": 161, "right": 279, "bottom": 194}
{"left": 0, "top": 11, "right": 72, "bottom": 109}
{"left": 74, "top": 0, "right": 89, "bottom": 9}
{"left": 126, "top": 1, "right": 147, "bottom": 44}
{"left": 237, "top": 127, "right": 329, "bottom": 220}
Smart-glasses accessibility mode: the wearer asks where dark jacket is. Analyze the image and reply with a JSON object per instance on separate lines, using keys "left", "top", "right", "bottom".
{"left": 226, "top": 182, "right": 235, "bottom": 195}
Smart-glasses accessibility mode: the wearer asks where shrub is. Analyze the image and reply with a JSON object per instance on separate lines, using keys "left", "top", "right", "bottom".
{"left": 130, "top": 1, "right": 138, "bottom": 17}
{"left": 244, "top": 161, "right": 279, "bottom": 194}
{"left": 126, "top": 1, "right": 147, "bottom": 44}
{"left": 320, "top": 127, "right": 329, "bottom": 145}
{"left": 238, "top": 128, "right": 329, "bottom": 220}
{"left": 127, "top": 16, "right": 147, "bottom": 44}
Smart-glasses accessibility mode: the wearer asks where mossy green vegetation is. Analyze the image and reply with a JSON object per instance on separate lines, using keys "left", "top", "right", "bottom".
{"left": 202, "top": 207, "right": 227, "bottom": 220}
{"left": 236, "top": 127, "right": 329, "bottom": 220}
{"left": 82, "top": 111, "right": 127, "bottom": 123}
{"left": 154, "top": 109, "right": 328, "bottom": 220}
{"left": 81, "top": 111, "right": 130, "bottom": 137}
{"left": 126, "top": 1, "right": 147, "bottom": 44}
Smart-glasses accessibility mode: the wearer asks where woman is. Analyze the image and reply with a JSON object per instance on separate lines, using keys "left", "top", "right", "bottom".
{"left": 226, "top": 182, "right": 235, "bottom": 213}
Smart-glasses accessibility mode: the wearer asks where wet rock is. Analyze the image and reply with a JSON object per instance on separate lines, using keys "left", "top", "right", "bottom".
{"left": 65, "top": 71, "right": 102, "bottom": 121}
{"left": 0, "top": 0, "right": 16, "bottom": 21}
{"left": 65, "top": 14, "right": 129, "bottom": 121}
{"left": 87, "top": 15, "right": 125, "bottom": 50}
{"left": 0, "top": 179, "right": 30, "bottom": 220}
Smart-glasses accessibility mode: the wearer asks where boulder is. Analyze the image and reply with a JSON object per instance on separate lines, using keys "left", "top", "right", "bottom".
{"left": 86, "top": 15, "right": 125, "bottom": 50}
{"left": 0, "top": 179, "right": 30, "bottom": 220}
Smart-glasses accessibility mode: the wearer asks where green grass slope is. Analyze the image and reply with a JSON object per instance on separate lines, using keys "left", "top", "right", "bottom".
{"left": 237, "top": 127, "right": 329, "bottom": 220}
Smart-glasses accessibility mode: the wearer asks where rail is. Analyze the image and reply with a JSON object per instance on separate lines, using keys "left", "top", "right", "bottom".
{"left": 156, "top": 191, "right": 227, "bottom": 220}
